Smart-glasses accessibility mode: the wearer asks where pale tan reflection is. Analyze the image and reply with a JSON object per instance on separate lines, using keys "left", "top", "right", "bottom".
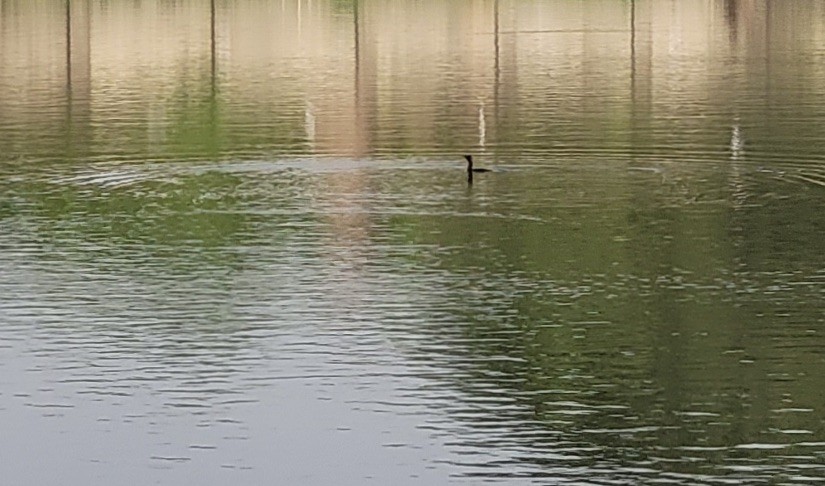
{"left": 478, "top": 103, "right": 486, "bottom": 148}
{"left": 630, "top": 0, "right": 653, "bottom": 116}
{"left": 319, "top": 172, "right": 375, "bottom": 270}
{"left": 2, "top": 0, "right": 825, "bottom": 159}
{"left": 0, "top": 1, "right": 68, "bottom": 145}
{"left": 723, "top": 0, "right": 767, "bottom": 50}
{"left": 306, "top": 0, "right": 498, "bottom": 155}
{"left": 221, "top": 0, "right": 363, "bottom": 155}
{"left": 307, "top": 0, "right": 373, "bottom": 262}
{"left": 67, "top": 0, "right": 91, "bottom": 101}
{"left": 222, "top": 0, "right": 673, "bottom": 154}
{"left": 350, "top": 0, "right": 377, "bottom": 157}
{"left": 66, "top": 0, "right": 92, "bottom": 155}
{"left": 718, "top": 1, "right": 766, "bottom": 209}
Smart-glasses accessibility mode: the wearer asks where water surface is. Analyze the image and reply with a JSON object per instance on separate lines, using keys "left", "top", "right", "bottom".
{"left": 2, "top": 1, "right": 825, "bottom": 484}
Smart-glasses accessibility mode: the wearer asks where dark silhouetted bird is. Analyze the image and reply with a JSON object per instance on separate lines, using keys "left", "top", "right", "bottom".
{"left": 464, "top": 155, "right": 491, "bottom": 174}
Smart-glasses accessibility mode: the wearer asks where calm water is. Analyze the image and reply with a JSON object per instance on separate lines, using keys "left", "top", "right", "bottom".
{"left": 2, "top": 0, "right": 825, "bottom": 484}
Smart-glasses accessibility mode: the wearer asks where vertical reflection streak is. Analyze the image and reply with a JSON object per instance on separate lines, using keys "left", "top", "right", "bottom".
{"left": 66, "top": 0, "right": 72, "bottom": 96}
{"left": 211, "top": 0, "right": 216, "bottom": 89}
{"left": 493, "top": 0, "right": 500, "bottom": 146}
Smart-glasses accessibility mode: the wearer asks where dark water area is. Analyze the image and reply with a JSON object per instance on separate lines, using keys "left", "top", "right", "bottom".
{"left": 1, "top": 1, "right": 825, "bottom": 484}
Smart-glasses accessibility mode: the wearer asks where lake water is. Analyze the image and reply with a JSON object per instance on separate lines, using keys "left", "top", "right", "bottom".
{"left": 2, "top": 0, "right": 825, "bottom": 484}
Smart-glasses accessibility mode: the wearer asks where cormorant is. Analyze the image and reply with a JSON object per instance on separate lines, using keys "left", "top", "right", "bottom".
{"left": 465, "top": 155, "right": 491, "bottom": 174}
